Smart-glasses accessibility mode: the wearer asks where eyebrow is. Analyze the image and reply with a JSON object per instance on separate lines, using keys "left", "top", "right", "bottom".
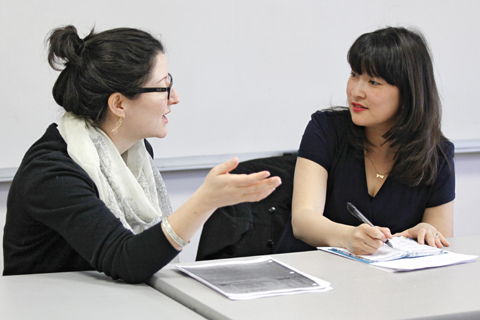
{"left": 156, "top": 75, "right": 168, "bottom": 84}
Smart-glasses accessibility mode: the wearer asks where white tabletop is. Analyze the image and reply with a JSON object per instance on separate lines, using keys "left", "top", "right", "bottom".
{"left": 149, "top": 235, "right": 480, "bottom": 320}
{"left": 0, "top": 271, "right": 205, "bottom": 320}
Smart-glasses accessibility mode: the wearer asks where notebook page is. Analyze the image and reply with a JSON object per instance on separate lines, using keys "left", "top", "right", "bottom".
{"left": 324, "top": 246, "right": 406, "bottom": 263}
{"left": 388, "top": 237, "right": 444, "bottom": 257}
{"left": 322, "top": 237, "right": 443, "bottom": 263}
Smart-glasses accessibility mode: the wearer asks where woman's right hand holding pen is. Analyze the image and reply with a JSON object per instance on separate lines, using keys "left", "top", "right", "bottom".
{"left": 345, "top": 202, "right": 393, "bottom": 254}
{"left": 344, "top": 224, "right": 393, "bottom": 255}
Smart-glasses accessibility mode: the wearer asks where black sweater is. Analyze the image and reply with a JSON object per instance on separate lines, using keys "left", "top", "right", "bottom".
{"left": 3, "top": 124, "right": 179, "bottom": 283}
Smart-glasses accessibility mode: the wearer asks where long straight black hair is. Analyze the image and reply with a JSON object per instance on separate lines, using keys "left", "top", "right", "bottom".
{"left": 346, "top": 26, "right": 450, "bottom": 187}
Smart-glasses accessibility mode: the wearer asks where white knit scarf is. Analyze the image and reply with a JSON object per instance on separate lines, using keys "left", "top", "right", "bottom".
{"left": 57, "top": 112, "right": 172, "bottom": 234}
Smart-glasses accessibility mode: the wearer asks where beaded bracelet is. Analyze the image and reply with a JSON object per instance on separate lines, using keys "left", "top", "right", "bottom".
{"left": 162, "top": 217, "right": 189, "bottom": 247}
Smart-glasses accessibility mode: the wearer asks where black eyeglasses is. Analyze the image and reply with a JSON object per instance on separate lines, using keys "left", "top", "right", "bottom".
{"left": 132, "top": 73, "right": 173, "bottom": 99}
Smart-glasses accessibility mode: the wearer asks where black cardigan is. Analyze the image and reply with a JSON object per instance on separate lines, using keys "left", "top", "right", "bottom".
{"left": 196, "top": 154, "right": 297, "bottom": 261}
{"left": 3, "top": 124, "right": 178, "bottom": 283}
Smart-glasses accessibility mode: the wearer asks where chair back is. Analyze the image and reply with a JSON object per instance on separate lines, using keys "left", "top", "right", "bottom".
{"left": 196, "top": 154, "right": 297, "bottom": 261}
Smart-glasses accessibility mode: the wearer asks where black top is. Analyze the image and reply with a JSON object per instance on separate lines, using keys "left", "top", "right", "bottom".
{"left": 276, "top": 110, "right": 455, "bottom": 254}
{"left": 3, "top": 124, "right": 179, "bottom": 283}
{"left": 298, "top": 110, "right": 455, "bottom": 233}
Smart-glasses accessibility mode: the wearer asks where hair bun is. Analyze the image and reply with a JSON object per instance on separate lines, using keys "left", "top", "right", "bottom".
{"left": 47, "top": 25, "right": 85, "bottom": 71}
{"left": 75, "top": 38, "right": 85, "bottom": 55}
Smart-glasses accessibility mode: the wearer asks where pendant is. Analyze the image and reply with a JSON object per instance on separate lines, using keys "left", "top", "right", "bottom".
{"left": 376, "top": 173, "right": 385, "bottom": 179}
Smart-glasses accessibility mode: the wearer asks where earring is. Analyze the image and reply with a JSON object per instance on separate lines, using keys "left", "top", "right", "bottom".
{"left": 111, "top": 117, "right": 123, "bottom": 135}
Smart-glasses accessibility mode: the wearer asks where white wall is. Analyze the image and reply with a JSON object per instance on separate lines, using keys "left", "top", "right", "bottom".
{"left": 2, "top": 152, "right": 480, "bottom": 267}
{"left": 1, "top": 0, "right": 480, "bottom": 170}
{"left": 452, "top": 153, "right": 480, "bottom": 237}
{"left": 0, "top": 183, "right": 9, "bottom": 269}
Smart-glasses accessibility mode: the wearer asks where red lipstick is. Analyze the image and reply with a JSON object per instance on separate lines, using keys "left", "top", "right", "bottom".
{"left": 352, "top": 102, "right": 367, "bottom": 112}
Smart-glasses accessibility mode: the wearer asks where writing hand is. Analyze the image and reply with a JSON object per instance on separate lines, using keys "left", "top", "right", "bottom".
{"left": 345, "top": 224, "right": 393, "bottom": 255}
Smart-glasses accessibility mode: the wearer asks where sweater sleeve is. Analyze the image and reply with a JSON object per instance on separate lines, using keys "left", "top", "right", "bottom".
{"left": 22, "top": 135, "right": 178, "bottom": 283}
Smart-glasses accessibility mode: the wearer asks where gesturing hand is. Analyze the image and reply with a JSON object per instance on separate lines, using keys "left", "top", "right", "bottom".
{"left": 195, "top": 157, "right": 282, "bottom": 211}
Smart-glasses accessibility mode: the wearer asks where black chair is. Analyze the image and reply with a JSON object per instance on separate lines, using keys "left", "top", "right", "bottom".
{"left": 196, "top": 154, "right": 297, "bottom": 261}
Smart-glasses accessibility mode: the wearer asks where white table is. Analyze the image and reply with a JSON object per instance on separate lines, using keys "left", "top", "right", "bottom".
{"left": 149, "top": 235, "right": 480, "bottom": 320}
{"left": 1, "top": 271, "right": 205, "bottom": 319}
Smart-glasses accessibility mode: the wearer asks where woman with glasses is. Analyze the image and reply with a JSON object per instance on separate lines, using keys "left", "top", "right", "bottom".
{"left": 3, "top": 25, "right": 281, "bottom": 283}
{"left": 276, "top": 26, "right": 454, "bottom": 256}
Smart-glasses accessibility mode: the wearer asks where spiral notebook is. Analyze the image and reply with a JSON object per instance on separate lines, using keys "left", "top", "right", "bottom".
{"left": 324, "top": 236, "right": 445, "bottom": 263}
{"left": 319, "top": 236, "right": 477, "bottom": 272}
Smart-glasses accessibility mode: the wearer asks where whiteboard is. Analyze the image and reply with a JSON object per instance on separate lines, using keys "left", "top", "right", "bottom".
{"left": 1, "top": 0, "right": 479, "bottom": 169}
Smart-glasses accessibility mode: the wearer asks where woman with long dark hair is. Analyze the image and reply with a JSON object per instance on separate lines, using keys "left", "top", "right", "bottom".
{"left": 278, "top": 26, "right": 454, "bottom": 255}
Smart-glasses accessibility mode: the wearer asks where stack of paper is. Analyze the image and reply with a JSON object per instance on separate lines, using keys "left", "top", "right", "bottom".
{"left": 176, "top": 256, "right": 332, "bottom": 300}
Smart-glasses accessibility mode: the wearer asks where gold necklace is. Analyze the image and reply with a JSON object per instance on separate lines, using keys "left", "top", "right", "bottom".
{"left": 366, "top": 156, "right": 390, "bottom": 179}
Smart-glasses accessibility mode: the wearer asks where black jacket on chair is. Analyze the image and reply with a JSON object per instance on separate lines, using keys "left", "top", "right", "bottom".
{"left": 196, "top": 154, "right": 297, "bottom": 261}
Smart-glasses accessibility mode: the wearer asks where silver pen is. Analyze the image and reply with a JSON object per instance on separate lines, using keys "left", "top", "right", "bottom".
{"left": 346, "top": 202, "right": 393, "bottom": 248}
